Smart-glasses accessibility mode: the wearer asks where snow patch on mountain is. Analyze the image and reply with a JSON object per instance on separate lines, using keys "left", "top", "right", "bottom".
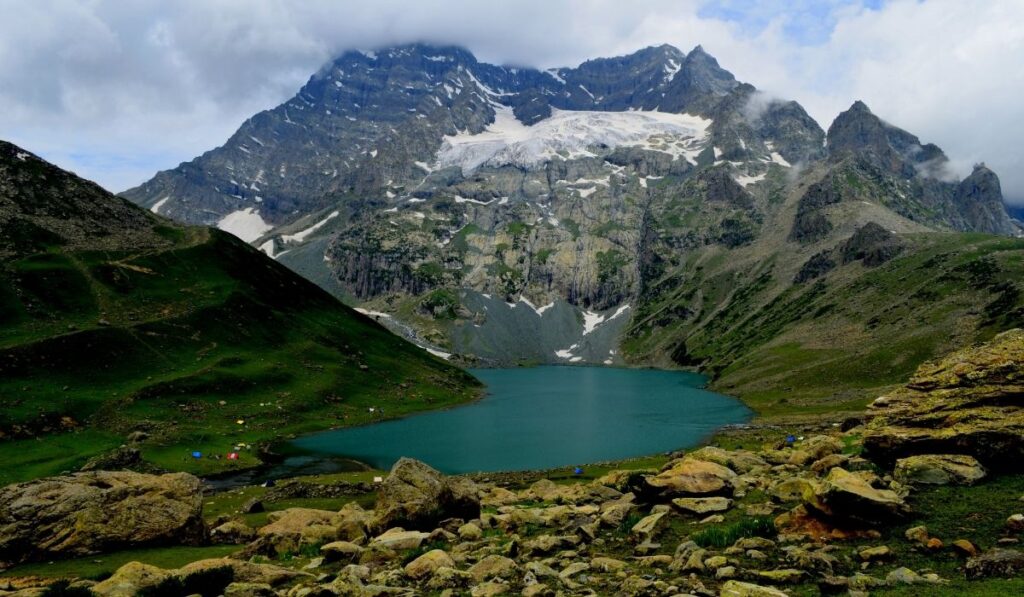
{"left": 150, "top": 196, "right": 170, "bottom": 214}
{"left": 436, "top": 105, "right": 712, "bottom": 174}
{"left": 282, "top": 211, "right": 340, "bottom": 244}
{"left": 217, "top": 208, "right": 273, "bottom": 242}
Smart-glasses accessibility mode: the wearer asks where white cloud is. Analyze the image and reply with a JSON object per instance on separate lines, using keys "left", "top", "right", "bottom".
{"left": 0, "top": 0, "right": 1022, "bottom": 203}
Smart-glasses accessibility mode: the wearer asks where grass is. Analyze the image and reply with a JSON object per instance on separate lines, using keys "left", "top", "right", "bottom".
{"left": 690, "top": 517, "right": 776, "bottom": 548}
{"left": 0, "top": 545, "right": 239, "bottom": 580}
{"left": 624, "top": 232, "right": 1024, "bottom": 418}
{"left": 0, "top": 229, "right": 481, "bottom": 483}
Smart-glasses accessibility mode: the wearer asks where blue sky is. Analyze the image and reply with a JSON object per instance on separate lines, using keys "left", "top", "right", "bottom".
{"left": 699, "top": 0, "right": 886, "bottom": 45}
{"left": 1, "top": 0, "right": 1021, "bottom": 203}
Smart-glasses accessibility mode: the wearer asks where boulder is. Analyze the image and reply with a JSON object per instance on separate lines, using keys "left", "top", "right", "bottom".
{"left": 468, "top": 554, "right": 518, "bottom": 583}
{"left": 0, "top": 471, "right": 204, "bottom": 566}
{"left": 630, "top": 511, "right": 667, "bottom": 542}
{"left": 372, "top": 458, "right": 480, "bottom": 531}
{"left": 806, "top": 468, "right": 910, "bottom": 524}
{"left": 91, "top": 562, "right": 170, "bottom": 596}
{"left": 369, "top": 528, "right": 429, "bottom": 551}
{"left": 686, "top": 446, "right": 768, "bottom": 473}
{"left": 893, "top": 454, "right": 987, "bottom": 486}
{"left": 210, "top": 520, "right": 255, "bottom": 544}
{"left": 720, "top": 580, "right": 790, "bottom": 596}
{"left": 404, "top": 549, "right": 455, "bottom": 580}
{"left": 320, "top": 540, "right": 363, "bottom": 563}
{"left": 671, "top": 496, "right": 733, "bottom": 515}
{"left": 863, "top": 329, "right": 1024, "bottom": 471}
{"left": 643, "top": 457, "right": 736, "bottom": 498}
{"left": 256, "top": 508, "right": 342, "bottom": 555}
{"left": 966, "top": 549, "right": 1024, "bottom": 579}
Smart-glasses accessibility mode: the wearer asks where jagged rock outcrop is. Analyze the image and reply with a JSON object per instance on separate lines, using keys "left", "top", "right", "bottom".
{"left": 0, "top": 471, "right": 205, "bottom": 567}
{"left": 862, "top": 328, "right": 1024, "bottom": 470}
{"left": 372, "top": 457, "right": 481, "bottom": 531}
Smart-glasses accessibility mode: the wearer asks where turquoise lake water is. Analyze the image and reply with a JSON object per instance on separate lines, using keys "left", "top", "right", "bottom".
{"left": 290, "top": 366, "right": 751, "bottom": 474}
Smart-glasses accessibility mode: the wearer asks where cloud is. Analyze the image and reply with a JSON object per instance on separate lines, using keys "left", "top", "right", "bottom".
{"left": 1, "top": 0, "right": 1022, "bottom": 204}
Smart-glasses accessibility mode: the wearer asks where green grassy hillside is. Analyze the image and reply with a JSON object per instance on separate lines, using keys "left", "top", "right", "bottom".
{"left": 0, "top": 143, "right": 480, "bottom": 484}
{"left": 625, "top": 232, "right": 1024, "bottom": 417}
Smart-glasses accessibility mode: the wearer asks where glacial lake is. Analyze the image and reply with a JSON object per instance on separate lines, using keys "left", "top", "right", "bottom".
{"left": 288, "top": 366, "right": 752, "bottom": 474}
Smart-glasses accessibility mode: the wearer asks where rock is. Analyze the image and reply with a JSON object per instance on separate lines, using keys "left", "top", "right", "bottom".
{"left": 426, "top": 566, "right": 473, "bottom": 590}
{"left": 370, "top": 528, "right": 429, "bottom": 551}
{"left": 769, "top": 477, "right": 817, "bottom": 503}
{"left": 806, "top": 468, "right": 909, "bottom": 524}
{"left": 630, "top": 511, "right": 667, "bottom": 541}
{"left": 952, "top": 539, "right": 979, "bottom": 557}
{"left": 858, "top": 545, "right": 892, "bottom": 561}
{"left": 0, "top": 471, "right": 205, "bottom": 566}
{"left": 481, "top": 487, "right": 519, "bottom": 508}
{"left": 862, "top": 330, "right": 1024, "bottom": 472}
{"left": 320, "top": 540, "right": 364, "bottom": 563}
{"left": 241, "top": 498, "right": 264, "bottom": 514}
{"left": 405, "top": 549, "right": 455, "bottom": 580}
{"left": 644, "top": 457, "right": 736, "bottom": 498}
{"left": 904, "top": 525, "right": 929, "bottom": 545}
{"left": 558, "top": 561, "right": 589, "bottom": 580}
{"left": 893, "top": 454, "right": 987, "bottom": 486}
{"left": 372, "top": 458, "right": 480, "bottom": 531}
{"left": 717, "top": 565, "right": 737, "bottom": 579}
{"left": 177, "top": 558, "right": 306, "bottom": 586}
{"left": 210, "top": 520, "right": 255, "bottom": 544}
{"left": 966, "top": 549, "right": 1024, "bottom": 579}
{"left": 599, "top": 500, "right": 636, "bottom": 527}
{"left": 809, "top": 454, "right": 849, "bottom": 475}
{"left": 468, "top": 555, "right": 518, "bottom": 583}
{"left": 91, "top": 562, "right": 170, "bottom": 596}
{"left": 591, "top": 556, "right": 628, "bottom": 572}
{"left": 885, "top": 567, "right": 928, "bottom": 585}
{"left": 926, "top": 537, "right": 944, "bottom": 550}
{"left": 671, "top": 496, "right": 732, "bottom": 515}
{"left": 256, "top": 508, "right": 342, "bottom": 555}
{"left": 458, "top": 522, "right": 483, "bottom": 541}
{"left": 224, "top": 582, "right": 275, "bottom": 597}
{"left": 790, "top": 436, "right": 844, "bottom": 465}
{"left": 719, "top": 580, "right": 790, "bottom": 596}
{"left": 471, "top": 581, "right": 511, "bottom": 596}
{"left": 1007, "top": 514, "right": 1024, "bottom": 533}
{"left": 756, "top": 569, "right": 804, "bottom": 584}
{"left": 687, "top": 446, "right": 768, "bottom": 473}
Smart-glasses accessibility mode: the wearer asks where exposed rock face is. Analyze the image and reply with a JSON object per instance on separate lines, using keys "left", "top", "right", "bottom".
{"left": 0, "top": 471, "right": 205, "bottom": 566}
{"left": 804, "top": 468, "right": 910, "bottom": 525}
{"left": 957, "top": 165, "right": 1019, "bottom": 236}
{"left": 862, "top": 329, "right": 1024, "bottom": 470}
{"left": 372, "top": 457, "right": 480, "bottom": 531}
{"left": 893, "top": 454, "right": 987, "bottom": 486}
{"left": 965, "top": 549, "right": 1024, "bottom": 579}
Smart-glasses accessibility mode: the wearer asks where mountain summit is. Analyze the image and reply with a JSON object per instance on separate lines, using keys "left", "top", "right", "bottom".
{"left": 120, "top": 43, "right": 1023, "bottom": 399}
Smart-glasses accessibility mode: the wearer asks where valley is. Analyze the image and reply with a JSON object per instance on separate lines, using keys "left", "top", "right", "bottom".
{"left": 2, "top": 31, "right": 1024, "bottom": 597}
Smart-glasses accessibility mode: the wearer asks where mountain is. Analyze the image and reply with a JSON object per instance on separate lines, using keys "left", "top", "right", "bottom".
{"left": 0, "top": 140, "right": 479, "bottom": 485}
{"left": 122, "top": 43, "right": 1024, "bottom": 414}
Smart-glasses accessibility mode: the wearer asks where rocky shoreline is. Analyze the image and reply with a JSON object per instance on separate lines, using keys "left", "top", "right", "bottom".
{"left": 0, "top": 330, "right": 1022, "bottom": 596}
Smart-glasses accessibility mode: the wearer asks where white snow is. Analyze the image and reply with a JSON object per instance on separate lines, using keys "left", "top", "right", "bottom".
{"left": 259, "top": 239, "right": 276, "bottom": 258}
{"left": 217, "top": 208, "right": 273, "bottom": 243}
{"left": 424, "top": 347, "right": 452, "bottom": 359}
{"left": 282, "top": 211, "right": 339, "bottom": 244}
{"left": 664, "top": 59, "right": 681, "bottom": 82}
{"left": 454, "top": 195, "right": 494, "bottom": 206}
{"left": 355, "top": 308, "right": 391, "bottom": 319}
{"left": 516, "top": 297, "right": 555, "bottom": 317}
{"left": 735, "top": 172, "right": 767, "bottom": 187}
{"left": 436, "top": 105, "right": 712, "bottom": 174}
{"left": 150, "top": 196, "right": 171, "bottom": 214}
{"left": 582, "top": 304, "right": 631, "bottom": 335}
{"left": 15, "top": 152, "right": 29, "bottom": 161}
{"left": 369, "top": 149, "right": 378, "bottom": 158}
{"left": 555, "top": 349, "right": 575, "bottom": 359}
{"left": 414, "top": 161, "right": 433, "bottom": 172}
{"left": 768, "top": 151, "right": 791, "bottom": 167}
{"left": 577, "top": 187, "right": 598, "bottom": 198}
{"left": 546, "top": 68, "right": 566, "bottom": 84}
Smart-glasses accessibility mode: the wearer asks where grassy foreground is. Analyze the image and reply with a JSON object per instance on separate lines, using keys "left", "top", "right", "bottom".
{"left": 0, "top": 229, "right": 480, "bottom": 485}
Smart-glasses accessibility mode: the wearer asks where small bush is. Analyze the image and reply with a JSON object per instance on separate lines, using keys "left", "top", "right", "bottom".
{"left": 691, "top": 517, "right": 776, "bottom": 548}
